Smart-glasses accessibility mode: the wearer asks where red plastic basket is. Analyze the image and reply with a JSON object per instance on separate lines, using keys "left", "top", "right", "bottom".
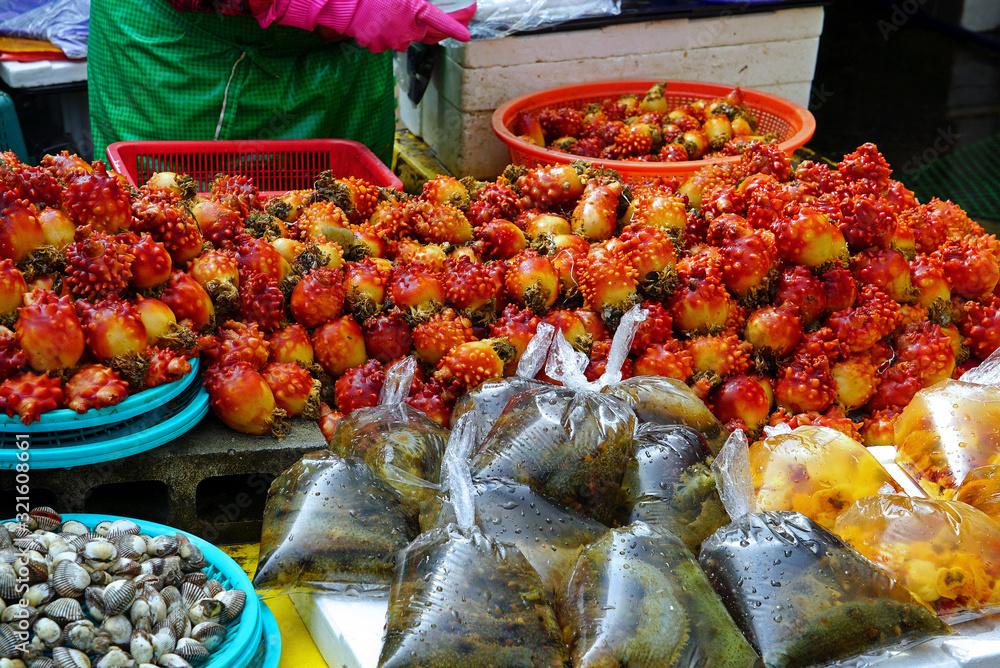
{"left": 106, "top": 139, "right": 402, "bottom": 196}
{"left": 492, "top": 80, "right": 815, "bottom": 183}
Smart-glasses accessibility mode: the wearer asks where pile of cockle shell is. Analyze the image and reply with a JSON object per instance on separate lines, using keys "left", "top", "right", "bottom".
{"left": 0, "top": 507, "right": 245, "bottom": 668}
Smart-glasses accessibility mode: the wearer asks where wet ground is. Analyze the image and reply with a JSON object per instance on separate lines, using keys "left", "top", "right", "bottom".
{"left": 809, "top": 1, "right": 1000, "bottom": 226}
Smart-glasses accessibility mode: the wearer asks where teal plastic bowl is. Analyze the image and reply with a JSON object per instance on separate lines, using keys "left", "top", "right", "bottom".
{"left": 62, "top": 514, "right": 264, "bottom": 667}
{"left": 0, "top": 383, "right": 209, "bottom": 470}
{"left": 0, "top": 358, "right": 200, "bottom": 433}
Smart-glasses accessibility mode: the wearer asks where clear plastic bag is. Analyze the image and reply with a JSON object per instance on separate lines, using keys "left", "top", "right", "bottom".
{"left": 562, "top": 521, "right": 758, "bottom": 668}
{"left": 700, "top": 510, "right": 949, "bottom": 668}
{"left": 954, "top": 464, "right": 1000, "bottom": 520}
{"left": 622, "top": 423, "right": 728, "bottom": 552}
{"left": 451, "top": 323, "right": 556, "bottom": 444}
{"left": 470, "top": 308, "right": 645, "bottom": 524}
{"left": 894, "top": 380, "right": 1000, "bottom": 498}
{"left": 378, "top": 524, "right": 570, "bottom": 668}
{"left": 834, "top": 495, "right": 1000, "bottom": 619}
{"left": 604, "top": 376, "right": 728, "bottom": 454}
{"left": 253, "top": 451, "right": 417, "bottom": 596}
{"left": 435, "top": 477, "right": 607, "bottom": 597}
{"left": 698, "top": 431, "right": 949, "bottom": 667}
{"left": 0, "top": 0, "right": 89, "bottom": 58}
{"left": 471, "top": 385, "right": 636, "bottom": 524}
{"left": 749, "top": 425, "right": 899, "bottom": 529}
{"left": 329, "top": 357, "right": 447, "bottom": 522}
{"left": 379, "top": 413, "right": 570, "bottom": 667}
{"left": 455, "top": 0, "right": 622, "bottom": 40}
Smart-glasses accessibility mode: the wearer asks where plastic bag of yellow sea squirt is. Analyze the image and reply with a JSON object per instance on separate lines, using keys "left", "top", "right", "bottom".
{"left": 895, "top": 346, "right": 1000, "bottom": 498}
{"left": 471, "top": 307, "right": 645, "bottom": 524}
{"left": 835, "top": 494, "right": 1000, "bottom": 620}
{"left": 378, "top": 414, "right": 570, "bottom": 668}
{"left": 451, "top": 322, "right": 556, "bottom": 443}
{"left": 955, "top": 463, "right": 1000, "bottom": 520}
{"left": 748, "top": 425, "right": 899, "bottom": 529}
{"left": 699, "top": 431, "right": 949, "bottom": 668}
{"left": 329, "top": 356, "right": 447, "bottom": 525}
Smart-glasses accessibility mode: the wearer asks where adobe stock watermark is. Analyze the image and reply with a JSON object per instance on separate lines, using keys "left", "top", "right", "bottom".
{"left": 900, "top": 125, "right": 959, "bottom": 174}
{"left": 809, "top": 81, "right": 835, "bottom": 111}
{"left": 11, "top": 433, "right": 32, "bottom": 656}
{"left": 878, "top": 0, "right": 930, "bottom": 40}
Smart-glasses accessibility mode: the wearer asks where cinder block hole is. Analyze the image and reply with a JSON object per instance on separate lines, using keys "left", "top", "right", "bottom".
{"left": 195, "top": 474, "right": 272, "bottom": 524}
{"left": 85, "top": 481, "right": 171, "bottom": 524}
{"left": 0, "top": 487, "right": 59, "bottom": 513}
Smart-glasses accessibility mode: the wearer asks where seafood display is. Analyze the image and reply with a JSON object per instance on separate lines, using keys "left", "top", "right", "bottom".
{"left": 328, "top": 359, "right": 448, "bottom": 524}
{"left": 0, "top": 507, "right": 246, "bottom": 667}
{"left": 380, "top": 416, "right": 569, "bottom": 667}
{"left": 1, "top": 141, "right": 997, "bottom": 451}
{"left": 513, "top": 83, "right": 774, "bottom": 162}
{"left": 955, "top": 464, "right": 1000, "bottom": 520}
{"left": 604, "top": 377, "right": 727, "bottom": 453}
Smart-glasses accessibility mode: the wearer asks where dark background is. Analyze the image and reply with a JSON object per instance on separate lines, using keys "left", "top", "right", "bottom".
{"left": 810, "top": 0, "right": 999, "bottom": 174}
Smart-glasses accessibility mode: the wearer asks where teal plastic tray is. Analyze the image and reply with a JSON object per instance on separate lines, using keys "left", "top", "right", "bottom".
{"left": 10, "top": 514, "right": 264, "bottom": 668}
{"left": 0, "top": 382, "right": 209, "bottom": 470}
{"left": 0, "top": 358, "right": 200, "bottom": 433}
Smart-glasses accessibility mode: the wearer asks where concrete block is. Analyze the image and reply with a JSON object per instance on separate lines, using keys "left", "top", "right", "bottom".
{"left": 0, "top": 416, "right": 324, "bottom": 544}
{"left": 418, "top": 93, "right": 506, "bottom": 179}
{"left": 436, "top": 37, "right": 821, "bottom": 112}
{"left": 450, "top": 7, "right": 824, "bottom": 68}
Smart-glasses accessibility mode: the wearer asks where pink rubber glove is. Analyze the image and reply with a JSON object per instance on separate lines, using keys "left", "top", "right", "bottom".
{"left": 256, "top": 0, "right": 475, "bottom": 52}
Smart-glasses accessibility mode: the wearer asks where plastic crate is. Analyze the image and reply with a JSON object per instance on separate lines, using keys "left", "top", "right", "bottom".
{"left": 492, "top": 80, "right": 815, "bottom": 183}
{"left": 106, "top": 138, "right": 402, "bottom": 196}
{"left": 0, "top": 92, "right": 27, "bottom": 162}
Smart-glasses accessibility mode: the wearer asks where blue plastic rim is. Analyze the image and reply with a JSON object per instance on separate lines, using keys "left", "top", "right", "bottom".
{"left": 51, "top": 514, "right": 265, "bottom": 668}
{"left": 256, "top": 602, "right": 283, "bottom": 668}
{"left": 0, "top": 385, "right": 209, "bottom": 470}
{"left": 0, "top": 358, "right": 200, "bottom": 433}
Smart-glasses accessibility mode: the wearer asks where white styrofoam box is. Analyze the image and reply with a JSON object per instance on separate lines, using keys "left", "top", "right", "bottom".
{"left": 435, "top": 36, "right": 820, "bottom": 113}
{"left": 0, "top": 60, "right": 87, "bottom": 88}
{"left": 450, "top": 6, "right": 824, "bottom": 68}
{"left": 752, "top": 81, "right": 814, "bottom": 108}
{"left": 291, "top": 593, "right": 388, "bottom": 668}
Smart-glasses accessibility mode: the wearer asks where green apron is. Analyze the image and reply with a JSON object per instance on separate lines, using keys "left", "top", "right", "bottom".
{"left": 88, "top": 0, "right": 395, "bottom": 165}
